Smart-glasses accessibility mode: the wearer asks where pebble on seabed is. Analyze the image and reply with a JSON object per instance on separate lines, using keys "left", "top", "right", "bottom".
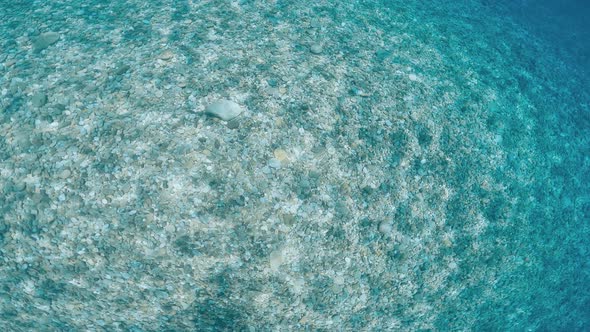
{"left": 310, "top": 43, "right": 323, "bottom": 54}
{"left": 159, "top": 50, "right": 175, "bottom": 60}
{"left": 379, "top": 220, "right": 393, "bottom": 235}
{"left": 31, "top": 92, "right": 48, "bottom": 107}
{"left": 33, "top": 31, "right": 60, "bottom": 52}
{"left": 204, "top": 99, "right": 244, "bottom": 121}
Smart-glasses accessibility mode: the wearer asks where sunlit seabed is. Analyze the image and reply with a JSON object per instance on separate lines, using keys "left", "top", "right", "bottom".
{"left": 0, "top": 1, "right": 588, "bottom": 330}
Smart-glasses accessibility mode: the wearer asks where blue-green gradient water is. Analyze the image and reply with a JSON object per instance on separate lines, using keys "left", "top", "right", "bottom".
{"left": 1, "top": 0, "right": 588, "bottom": 331}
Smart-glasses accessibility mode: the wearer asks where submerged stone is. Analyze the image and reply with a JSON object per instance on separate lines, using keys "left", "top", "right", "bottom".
{"left": 310, "top": 43, "right": 323, "bottom": 54}
{"left": 31, "top": 92, "right": 47, "bottom": 107}
{"left": 33, "top": 32, "right": 60, "bottom": 52}
{"left": 204, "top": 100, "right": 243, "bottom": 121}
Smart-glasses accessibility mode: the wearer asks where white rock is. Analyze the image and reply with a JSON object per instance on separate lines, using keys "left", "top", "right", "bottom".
{"left": 269, "top": 248, "right": 284, "bottom": 272}
{"left": 310, "top": 43, "right": 323, "bottom": 54}
{"left": 204, "top": 99, "right": 243, "bottom": 121}
{"left": 379, "top": 221, "right": 392, "bottom": 235}
{"left": 268, "top": 158, "right": 281, "bottom": 169}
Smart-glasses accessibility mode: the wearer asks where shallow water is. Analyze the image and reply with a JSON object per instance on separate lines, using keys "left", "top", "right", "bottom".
{"left": 1, "top": 0, "right": 588, "bottom": 330}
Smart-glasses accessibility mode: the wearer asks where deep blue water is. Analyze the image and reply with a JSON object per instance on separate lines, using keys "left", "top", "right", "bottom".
{"left": 490, "top": 0, "right": 590, "bottom": 76}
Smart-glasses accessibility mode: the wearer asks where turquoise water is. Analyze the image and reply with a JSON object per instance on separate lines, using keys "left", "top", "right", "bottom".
{"left": 1, "top": 0, "right": 588, "bottom": 330}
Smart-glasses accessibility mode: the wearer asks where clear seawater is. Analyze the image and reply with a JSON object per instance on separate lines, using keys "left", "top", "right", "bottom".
{"left": 0, "top": 0, "right": 588, "bottom": 331}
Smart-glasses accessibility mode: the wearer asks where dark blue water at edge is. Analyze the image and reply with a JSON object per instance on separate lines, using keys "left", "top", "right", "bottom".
{"left": 484, "top": 0, "right": 590, "bottom": 78}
